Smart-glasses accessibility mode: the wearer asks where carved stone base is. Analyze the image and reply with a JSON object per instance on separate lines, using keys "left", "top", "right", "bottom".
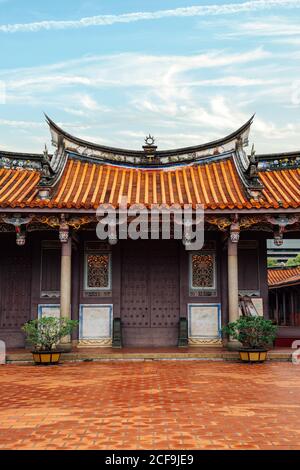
{"left": 77, "top": 339, "right": 112, "bottom": 348}
{"left": 188, "top": 338, "right": 223, "bottom": 347}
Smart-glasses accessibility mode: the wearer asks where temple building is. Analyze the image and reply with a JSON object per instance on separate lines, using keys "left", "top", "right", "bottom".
{"left": 0, "top": 115, "right": 300, "bottom": 349}
{"left": 268, "top": 266, "right": 300, "bottom": 346}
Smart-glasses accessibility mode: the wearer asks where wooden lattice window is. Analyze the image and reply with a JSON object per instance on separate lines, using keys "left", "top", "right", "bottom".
{"left": 84, "top": 252, "right": 111, "bottom": 291}
{"left": 190, "top": 252, "right": 216, "bottom": 291}
{"left": 40, "top": 242, "right": 61, "bottom": 297}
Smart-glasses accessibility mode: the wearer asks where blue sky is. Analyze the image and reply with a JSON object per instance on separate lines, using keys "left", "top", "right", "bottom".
{"left": 0, "top": 0, "right": 300, "bottom": 153}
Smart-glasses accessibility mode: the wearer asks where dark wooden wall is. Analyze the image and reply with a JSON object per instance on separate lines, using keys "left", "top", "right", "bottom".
{"left": 0, "top": 233, "right": 32, "bottom": 347}
{"left": 0, "top": 229, "right": 272, "bottom": 348}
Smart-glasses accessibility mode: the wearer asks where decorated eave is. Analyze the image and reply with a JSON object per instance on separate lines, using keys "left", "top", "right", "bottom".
{"left": 268, "top": 266, "right": 300, "bottom": 289}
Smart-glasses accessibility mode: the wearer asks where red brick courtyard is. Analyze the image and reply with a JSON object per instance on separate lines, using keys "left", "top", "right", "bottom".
{"left": 0, "top": 362, "right": 300, "bottom": 450}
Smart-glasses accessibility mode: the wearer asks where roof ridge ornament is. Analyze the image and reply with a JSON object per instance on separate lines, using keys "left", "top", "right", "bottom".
{"left": 145, "top": 134, "right": 155, "bottom": 146}
{"left": 143, "top": 134, "right": 158, "bottom": 163}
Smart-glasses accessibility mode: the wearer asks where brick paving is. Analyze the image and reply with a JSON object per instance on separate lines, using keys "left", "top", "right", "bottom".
{"left": 0, "top": 362, "right": 299, "bottom": 450}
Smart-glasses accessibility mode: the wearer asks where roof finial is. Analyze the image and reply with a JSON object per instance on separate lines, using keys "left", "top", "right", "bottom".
{"left": 143, "top": 134, "right": 158, "bottom": 162}
{"left": 145, "top": 134, "right": 155, "bottom": 146}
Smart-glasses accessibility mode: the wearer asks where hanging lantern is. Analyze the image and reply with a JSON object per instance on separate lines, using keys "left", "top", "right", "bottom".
{"left": 108, "top": 222, "right": 118, "bottom": 246}
{"left": 182, "top": 220, "right": 193, "bottom": 250}
{"left": 274, "top": 231, "right": 283, "bottom": 246}
{"left": 182, "top": 235, "right": 192, "bottom": 250}
{"left": 16, "top": 227, "right": 26, "bottom": 246}
{"left": 2, "top": 214, "right": 32, "bottom": 246}
{"left": 108, "top": 235, "right": 118, "bottom": 246}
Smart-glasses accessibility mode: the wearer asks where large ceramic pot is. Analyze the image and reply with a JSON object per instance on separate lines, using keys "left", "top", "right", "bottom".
{"left": 239, "top": 348, "right": 268, "bottom": 363}
{"left": 32, "top": 351, "right": 62, "bottom": 365}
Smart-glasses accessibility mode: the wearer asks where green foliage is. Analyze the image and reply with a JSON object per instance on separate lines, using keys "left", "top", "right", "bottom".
{"left": 22, "top": 317, "right": 78, "bottom": 351}
{"left": 286, "top": 254, "right": 300, "bottom": 267}
{"left": 267, "top": 258, "right": 278, "bottom": 267}
{"left": 222, "top": 316, "right": 278, "bottom": 349}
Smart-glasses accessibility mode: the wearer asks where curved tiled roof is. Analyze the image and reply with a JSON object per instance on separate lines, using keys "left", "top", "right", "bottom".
{"left": 0, "top": 158, "right": 249, "bottom": 209}
{"left": 260, "top": 169, "right": 300, "bottom": 208}
{"left": 268, "top": 266, "right": 300, "bottom": 288}
{"left": 0, "top": 157, "right": 300, "bottom": 210}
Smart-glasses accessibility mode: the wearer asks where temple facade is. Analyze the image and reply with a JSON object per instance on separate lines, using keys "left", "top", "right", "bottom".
{"left": 0, "top": 115, "right": 300, "bottom": 349}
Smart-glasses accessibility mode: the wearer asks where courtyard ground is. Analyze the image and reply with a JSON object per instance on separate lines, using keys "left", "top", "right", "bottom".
{"left": 0, "top": 361, "right": 299, "bottom": 450}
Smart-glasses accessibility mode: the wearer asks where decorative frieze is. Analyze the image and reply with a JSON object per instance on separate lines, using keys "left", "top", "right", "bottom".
{"left": 0, "top": 156, "right": 42, "bottom": 171}
{"left": 259, "top": 156, "right": 300, "bottom": 172}
{"left": 188, "top": 338, "right": 223, "bottom": 346}
{"left": 83, "top": 291, "right": 112, "bottom": 298}
{"left": 77, "top": 338, "right": 112, "bottom": 348}
{"left": 239, "top": 216, "right": 263, "bottom": 229}
{"left": 206, "top": 217, "right": 231, "bottom": 231}
{"left": 0, "top": 223, "right": 14, "bottom": 233}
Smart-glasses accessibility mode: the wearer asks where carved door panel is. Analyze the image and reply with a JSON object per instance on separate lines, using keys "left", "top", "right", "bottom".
{"left": 121, "top": 241, "right": 180, "bottom": 346}
{"left": 121, "top": 243, "right": 150, "bottom": 328}
{"left": 0, "top": 248, "right": 32, "bottom": 348}
{"left": 150, "top": 245, "right": 180, "bottom": 328}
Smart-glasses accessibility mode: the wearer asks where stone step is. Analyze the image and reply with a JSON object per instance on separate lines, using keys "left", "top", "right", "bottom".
{"left": 5, "top": 348, "right": 292, "bottom": 363}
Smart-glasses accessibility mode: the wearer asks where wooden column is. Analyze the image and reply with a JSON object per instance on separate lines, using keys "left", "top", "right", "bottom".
{"left": 227, "top": 237, "right": 240, "bottom": 349}
{"left": 71, "top": 240, "right": 80, "bottom": 342}
{"left": 60, "top": 237, "right": 72, "bottom": 348}
{"left": 275, "top": 290, "right": 279, "bottom": 325}
{"left": 282, "top": 290, "right": 286, "bottom": 326}
{"left": 112, "top": 243, "right": 121, "bottom": 319}
{"left": 179, "top": 243, "right": 188, "bottom": 320}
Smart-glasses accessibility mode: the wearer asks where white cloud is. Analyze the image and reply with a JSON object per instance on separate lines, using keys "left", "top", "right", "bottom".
{"left": 63, "top": 107, "right": 86, "bottom": 117}
{"left": 224, "top": 18, "right": 300, "bottom": 38}
{"left": 0, "top": 47, "right": 299, "bottom": 154}
{"left": 0, "top": 119, "right": 44, "bottom": 129}
{"left": 1, "top": 48, "right": 270, "bottom": 100}
{"left": 186, "top": 77, "right": 279, "bottom": 87}
{"left": 0, "top": 1, "right": 300, "bottom": 33}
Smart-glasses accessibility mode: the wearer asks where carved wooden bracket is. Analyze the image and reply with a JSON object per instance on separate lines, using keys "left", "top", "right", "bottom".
{"left": 31, "top": 215, "right": 97, "bottom": 230}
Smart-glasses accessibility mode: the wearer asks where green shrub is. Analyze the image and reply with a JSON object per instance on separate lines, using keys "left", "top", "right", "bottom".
{"left": 22, "top": 317, "right": 78, "bottom": 351}
{"left": 222, "top": 316, "right": 278, "bottom": 349}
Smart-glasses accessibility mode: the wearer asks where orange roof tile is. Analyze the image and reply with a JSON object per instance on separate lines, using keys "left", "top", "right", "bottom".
{"left": 268, "top": 266, "right": 300, "bottom": 288}
{"left": 0, "top": 157, "right": 300, "bottom": 210}
{"left": 260, "top": 169, "right": 300, "bottom": 209}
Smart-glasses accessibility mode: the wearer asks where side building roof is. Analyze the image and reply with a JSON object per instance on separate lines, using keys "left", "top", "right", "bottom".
{"left": 268, "top": 266, "right": 300, "bottom": 289}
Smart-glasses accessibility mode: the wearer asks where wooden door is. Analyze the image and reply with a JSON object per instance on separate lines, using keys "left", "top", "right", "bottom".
{"left": 0, "top": 243, "right": 32, "bottom": 348}
{"left": 121, "top": 240, "right": 180, "bottom": 347}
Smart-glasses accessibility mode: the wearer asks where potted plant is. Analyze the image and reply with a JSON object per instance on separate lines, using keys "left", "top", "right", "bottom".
{"left": 222, "top": 316, "right": 278, "bottom": 363}
{"left": 22, "top": 316, "right": 78, "bottom": 365}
